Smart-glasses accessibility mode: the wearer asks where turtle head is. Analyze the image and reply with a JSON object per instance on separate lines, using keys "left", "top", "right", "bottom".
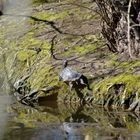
{"left": 62, "top": 59, "right": 68, "bottom": 68}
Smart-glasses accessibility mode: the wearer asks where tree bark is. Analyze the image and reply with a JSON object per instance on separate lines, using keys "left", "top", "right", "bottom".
{"left": 95, "top": 0, "right": 140, "bottom": 58}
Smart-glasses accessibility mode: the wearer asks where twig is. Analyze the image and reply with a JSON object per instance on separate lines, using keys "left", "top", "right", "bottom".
{"left": 127, "top": 0, "right": 133, "bottom": 58}
{"left": 2, "top": 13, "right": 94, "bottom": 36}
{"left": 50, "top": 35, "right": 61, "bottom": 60}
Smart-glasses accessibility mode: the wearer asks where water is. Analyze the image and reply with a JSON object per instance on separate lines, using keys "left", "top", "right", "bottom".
{"left": 2, "top": 102, "right": 140, "bottom": 140}
{"left": 0, "top": 95, "right": 11, "bottom": 140}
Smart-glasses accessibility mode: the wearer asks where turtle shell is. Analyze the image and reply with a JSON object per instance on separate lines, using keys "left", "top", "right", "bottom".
{"left": 59, "top": 67, "right": 82, "bottom": 82}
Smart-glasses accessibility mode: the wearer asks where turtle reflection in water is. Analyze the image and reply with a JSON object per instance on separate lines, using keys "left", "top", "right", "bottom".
{"left": 59, "top": 60, "right": 91, "bottom": 101}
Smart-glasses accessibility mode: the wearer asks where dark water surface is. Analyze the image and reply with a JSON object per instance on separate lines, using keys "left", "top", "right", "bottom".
{"left": 1, "top": 101, "right": 140, "bottom": 140}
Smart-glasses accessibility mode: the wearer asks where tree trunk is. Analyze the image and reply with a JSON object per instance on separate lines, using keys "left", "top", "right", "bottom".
{"left": 95, "top": 0, "right": 140, "bottom": 58}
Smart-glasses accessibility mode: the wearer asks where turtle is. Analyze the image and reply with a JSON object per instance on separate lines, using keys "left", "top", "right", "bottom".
{"left": 59, "top": 60, "right": 91, "bottom": 91}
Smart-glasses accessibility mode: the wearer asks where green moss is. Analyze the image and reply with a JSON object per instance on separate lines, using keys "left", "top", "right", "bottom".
{"left": 33, "top": 11, "right": 69, "bottom": 21}
{"left": 94, "top": 74, "right": 140, "bottom": 102}
{"left": 74, "top": 44, "right": 97, "bottom": 53}
{"left": 32, "top": 0, "right": 47, "bottom": 5}
{"left": 64, "top": 43, "right": 97, "bottom": 56}
{"left": 106, "top": 54, "right": 119, "bottom": 66}
{"left": 27, "top": 63, "right": 59, "bottom": 90}
{"left": 17, "top": 32, "right": 41, "bottom": 48}
{"left": 119, "top": 60, "right": 140, "bottom": 71}
{"left": 17, "top": 51, "right": 29, "bottom": 61}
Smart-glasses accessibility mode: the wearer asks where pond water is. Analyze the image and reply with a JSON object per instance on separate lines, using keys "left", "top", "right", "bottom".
{"left": 0, "top": 94, "right": 11, "bottom": 140}
{"left": 1, "top": 101, "right": 140, "bottom": 140}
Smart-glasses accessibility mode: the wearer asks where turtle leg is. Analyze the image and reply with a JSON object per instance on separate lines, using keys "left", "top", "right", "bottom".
{"left": 69, "top": 82, "right": 73, "bottom": 91}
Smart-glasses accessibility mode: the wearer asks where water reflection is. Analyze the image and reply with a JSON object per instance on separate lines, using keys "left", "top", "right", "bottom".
{"left": 2, "top": 101, "right": 140, "bottom": 140}
{"left": 0, "top": 95, "right": 11, "bottom": 140}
